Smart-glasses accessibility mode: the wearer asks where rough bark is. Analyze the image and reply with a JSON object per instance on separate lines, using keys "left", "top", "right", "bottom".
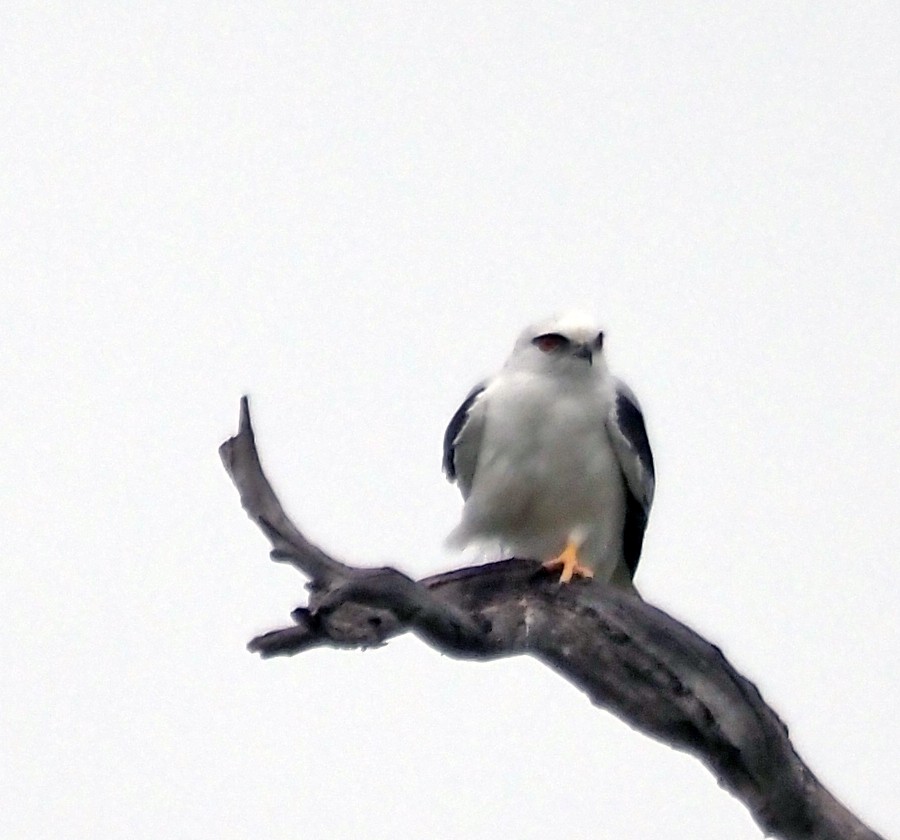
{"left": 221, "top": 396, "right": 885, "bottom": 840}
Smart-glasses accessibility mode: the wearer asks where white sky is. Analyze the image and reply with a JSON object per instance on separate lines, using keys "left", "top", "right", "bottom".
{"left": 4, "top": 4, "right": 898, "bottom": 838}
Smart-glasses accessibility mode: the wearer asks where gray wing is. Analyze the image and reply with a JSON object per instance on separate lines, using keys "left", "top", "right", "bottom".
{"left": 606, "top": 379, "right": 655, "bottom": 576}
{"left": 442, "top": 382, "right": 487, "bottom": 499}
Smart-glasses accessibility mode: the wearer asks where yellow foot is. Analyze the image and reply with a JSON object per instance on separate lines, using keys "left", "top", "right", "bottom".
{"left": 542, "top": 540, "right": 594, "bottom": 584}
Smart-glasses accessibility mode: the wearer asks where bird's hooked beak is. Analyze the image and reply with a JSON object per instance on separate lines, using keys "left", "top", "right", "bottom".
{"left": 573, "top": 343, "right": 593, "bottom": 365}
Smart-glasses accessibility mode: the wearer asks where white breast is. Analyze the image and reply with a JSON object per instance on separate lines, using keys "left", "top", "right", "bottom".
{"left": 451, "top": 369, "right": 626, "bottom": 576}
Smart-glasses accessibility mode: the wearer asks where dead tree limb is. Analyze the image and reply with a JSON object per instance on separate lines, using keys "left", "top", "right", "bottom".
{"left": 220, "top": 396, "right": 885, "bottom": 840}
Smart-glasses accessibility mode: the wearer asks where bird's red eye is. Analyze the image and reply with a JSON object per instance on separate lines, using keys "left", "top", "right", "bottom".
{"left": 532, "top": 333, "right": 569, "bottom": 353}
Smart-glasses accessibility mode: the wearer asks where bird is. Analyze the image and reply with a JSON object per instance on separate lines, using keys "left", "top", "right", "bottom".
{"left": 443, "top": 311, "right": 655, "bottom": 593}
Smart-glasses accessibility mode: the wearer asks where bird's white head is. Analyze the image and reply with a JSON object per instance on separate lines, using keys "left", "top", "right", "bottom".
{"left": 508, "top": 311, "right": 609, "bottom": 376}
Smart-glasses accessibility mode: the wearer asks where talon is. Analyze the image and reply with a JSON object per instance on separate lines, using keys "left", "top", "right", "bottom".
{"left": 542, "top": 539, "right": 594, "bottom": 583}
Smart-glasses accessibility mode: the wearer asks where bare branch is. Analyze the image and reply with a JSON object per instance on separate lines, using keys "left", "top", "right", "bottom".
{"left": 220, "top": 397, "right": 885, "bottom": 840}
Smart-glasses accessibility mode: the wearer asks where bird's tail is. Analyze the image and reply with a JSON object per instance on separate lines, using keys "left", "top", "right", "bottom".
{"left": 609, "top": 562, "right": 642, "bottom": 598}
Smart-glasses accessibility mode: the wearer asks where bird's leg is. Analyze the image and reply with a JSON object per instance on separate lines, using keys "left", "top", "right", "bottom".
{"left": 542, "top": 539, "right": 594, "bottom": 584}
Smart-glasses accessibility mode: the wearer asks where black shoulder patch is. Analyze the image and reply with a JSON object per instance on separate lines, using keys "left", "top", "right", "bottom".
{"left": 615, "top": 387, "right": 655, "bottom": 579}
{"left": 616, "top": 390, "right": 655, "bottom": 482}
{"left": 442, "top": 385, "right": 485, "bottom": 479}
